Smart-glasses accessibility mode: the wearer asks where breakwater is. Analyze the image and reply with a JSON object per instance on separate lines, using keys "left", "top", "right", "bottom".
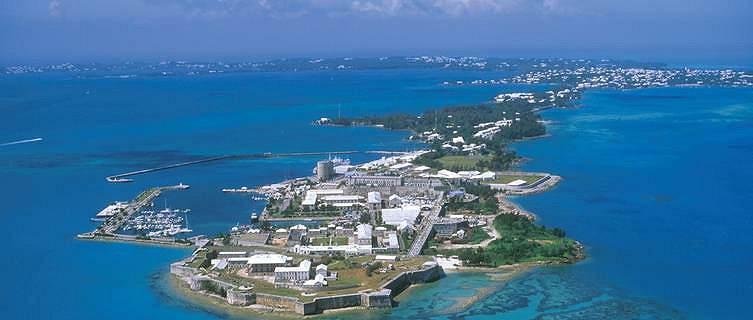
{"left": 105, "top": 151, "right": 359, "bottom": 182}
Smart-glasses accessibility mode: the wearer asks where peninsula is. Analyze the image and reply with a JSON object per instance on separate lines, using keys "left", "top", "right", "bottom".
{"left": 71, "top": 56, "right": 752, "bottom": 317}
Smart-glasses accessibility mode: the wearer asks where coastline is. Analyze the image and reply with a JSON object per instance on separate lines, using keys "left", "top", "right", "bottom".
{"left": 162, "top": 126, "right": 585, "bottom": 318}
{"left": 164, "top": 169, "right": 583, "bottom": 318}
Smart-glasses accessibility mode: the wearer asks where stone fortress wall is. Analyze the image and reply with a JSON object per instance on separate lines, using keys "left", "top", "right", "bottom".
{"left": 171, "top": 261, "right": 445, "bottom": 315}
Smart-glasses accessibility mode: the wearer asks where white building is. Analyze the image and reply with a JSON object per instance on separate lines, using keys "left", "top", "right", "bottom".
{"left": 471, "top": 171, "right": 496, "bottom": 180}
{"left": 355, "top": 224, "right": 373, "bottom": 245}
{"left": 397, "top": 220, "right": 416, "bottom": 234}
{"left": 247, "top": 254, "right": 293, "bottom": 273}
{"left": 381, "top": 205, "right": 421, "bottom": 226}
{"left": 437, "top": 170, "right": 462, "bottom": 179}
{"left": 274, "top": 260, "right": 312, "bottom": 281}
{"left": 348, "top": 175, "right": 403, "bottom": 187}
{"left": 316, "top": 264, "right": 328, "bottom": 277}
{"left": 388, "top": 194, "right": 402, "bottom": 207}
{"left": 293, "top": 244, "right": 360, "bottom": 256}
{"left": 218, "top": 251, "right": 247, "bottom": 258}
{"left": 96, "top": 202, "right": 128, "bottom": 217}
{"left": 367, "top": 191, "right": 382, "bottom": 211}
{"left": 301, "top": 192, "right": 318, "bottom": 210}
{"left": 321, "top": 195, "right": 363, "bottom": 205}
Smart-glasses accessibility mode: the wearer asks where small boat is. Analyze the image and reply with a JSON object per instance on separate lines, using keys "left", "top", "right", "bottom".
{"left": 176, "top": 183, "right": 190, "bottom": 189}
{"left": 106, "top": 177, "right": 133, "bottom": 183}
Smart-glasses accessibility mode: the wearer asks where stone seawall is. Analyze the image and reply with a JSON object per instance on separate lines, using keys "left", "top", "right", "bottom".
{"left": 381, "top": 264, "right": 445, "bottom": 297}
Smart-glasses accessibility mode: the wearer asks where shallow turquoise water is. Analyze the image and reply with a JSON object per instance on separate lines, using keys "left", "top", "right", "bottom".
{"left": 1, "top": 70, "right": 751, "bottom": 319}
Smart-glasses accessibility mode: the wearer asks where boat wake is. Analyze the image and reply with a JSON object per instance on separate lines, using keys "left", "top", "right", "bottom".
{"left": 0, "top": 137, "right": 43, "bottom": 147}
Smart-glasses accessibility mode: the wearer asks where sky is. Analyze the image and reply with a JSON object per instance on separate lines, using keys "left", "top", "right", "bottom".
{"left": 0, "top": 0, "right": 751, "bottom": 64}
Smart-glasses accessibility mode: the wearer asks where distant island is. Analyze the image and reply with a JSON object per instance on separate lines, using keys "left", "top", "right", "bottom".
{"left": 71, "top": 57, "right": 751, "bottom": 317}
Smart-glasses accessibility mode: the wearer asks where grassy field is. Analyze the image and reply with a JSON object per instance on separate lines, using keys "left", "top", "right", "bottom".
{"left": 210, "top": 255, "right": 434, "bottom": 301}
{"left": 218, "top": 271, "right": 316, "bottom": 302}
{"left": 468, "top": 227, "right": 492, "bottom": 244}
{"left": 482, "top": 174, "right": 542, "bottom": 185}
{"left": 310, "top": 237, "right": 330, "bottom": 246}
{"left": 332, "top": 237, "right": 349, "bottom": 245}
{"left": 310, "top": 237, "right": 349, "bottom": 246}
{"left": 436, "top": 155, "right": 491, "bottom": 170}
{"left": 318, "top": 256, "right": 433, "bottom": 297}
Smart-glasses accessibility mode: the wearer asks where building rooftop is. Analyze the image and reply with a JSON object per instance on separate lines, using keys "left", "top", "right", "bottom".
{"left": 507, "top": 179, "right": 528, "bottom": 186}
{"left": 247, "top": 254, "right": 291, "bottom": 265}
{"left": 307, "top": 189, "right": 344, "bottom": 195}
{"left": 356, "top": 224, "right": 373, "bottom": 240}
{"left": 382, "top": 206, "right": 421, "bottom": 226}
{"left": 218, "top": 251, "right": 247, "bottom": 256}
{"left": 322, "top": 195, "right": 363, "bottom": 201}
{"left": 367, "top": 191, "right": 381, "bottom": 204}
{"left": 274, "top": 259, "right": 312, "bottom": 273}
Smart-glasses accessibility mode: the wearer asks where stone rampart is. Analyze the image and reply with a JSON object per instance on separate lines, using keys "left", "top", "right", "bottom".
{"left": 381, "top": 263, "right": 445, "bottom": 297}
{"left": 171, "top": 256, "right": 444, "bottom": 315}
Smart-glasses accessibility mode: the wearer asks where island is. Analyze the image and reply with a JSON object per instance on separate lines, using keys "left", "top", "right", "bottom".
{"left": 72, "top": 56, "right": 752, "bottom": 317}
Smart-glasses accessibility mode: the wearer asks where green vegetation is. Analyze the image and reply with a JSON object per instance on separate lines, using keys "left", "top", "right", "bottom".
{"left": 467, "top": 228, "right": 492, "bottom": 244}
{"left": 414, "top": 148, "right": 518, "bottom": 172}
{"left": 359, "top": 212, "right": 371, "bottom": 224}
{"left": 133, "top": 188, "right": 158, "bottom": 203}
{"left": 482, "top": 175, "right": 542, "bottom": 185}
{"left": 448, "top": 214, "right": 579, "bottom": 267}
{"left": 214, "top": 232, "right": 231, "bottom": 246}
{"left": 332, "top": 237, "right": 349, "bottom": 245}
{"left": 310, "top": 237, "right": 330, "bottom": 246}
{"left": 401, "top": 232, "right": 414, "bottom": 250}
{"left": 331, "top": 103, "right": 546, "bottom": 170}
{"left": 218, "top": 271, "right": 313, "bottom": 302}
{"left": 204, "top": 281, "right": 227, "bottom": 298}
{"left": 435, "top": 155, "right": 492, "bottom": 171}
{"left": 310, "top": 236, "right": 349, "bottom": 246}
{"left": 365, "top": 262, "right": 383, "bottom": 277}
{"left": 444, "top": 183, "right": 499, "bottom": 215}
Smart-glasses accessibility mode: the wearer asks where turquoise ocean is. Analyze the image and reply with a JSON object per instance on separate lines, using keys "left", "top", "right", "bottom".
{"left": 1, "top": 68, "right": 751, "bottom": 319}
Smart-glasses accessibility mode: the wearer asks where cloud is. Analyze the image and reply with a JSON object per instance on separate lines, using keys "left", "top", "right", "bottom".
{"left": 48, "top": 0, "right": 63, "bottom": 17}
{"left": 143, "top": 0, "right": 577, "bottom": 19}
{"left": 541, "top": 0, "right": 581, "bottom": 15}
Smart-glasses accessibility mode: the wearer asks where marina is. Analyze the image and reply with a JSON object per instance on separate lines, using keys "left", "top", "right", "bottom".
{"left": 78, "top": 184, "right": 194, "bottom": 242}
{"left": 122, "top": 207, "right": 193, "bottom": 238}
{"left": 222, "top": 187, "right": 253, "bottom": 192}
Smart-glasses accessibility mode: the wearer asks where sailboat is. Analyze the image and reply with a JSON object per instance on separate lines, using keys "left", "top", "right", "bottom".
{"left": 178, "top": 211, "right": 193, "bottom": 234}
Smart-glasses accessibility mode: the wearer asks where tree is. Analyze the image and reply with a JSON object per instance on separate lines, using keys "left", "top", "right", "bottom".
{"left": 359, "top": 212, "right": 371, "bottom": 224}
{"left": 258, "top": 221, "right": 272, "bottom": 231}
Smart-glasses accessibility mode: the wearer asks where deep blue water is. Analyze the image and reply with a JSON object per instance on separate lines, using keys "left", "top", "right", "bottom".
{"left": 1, "top": 69, "right": 751, "bottom": 319}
